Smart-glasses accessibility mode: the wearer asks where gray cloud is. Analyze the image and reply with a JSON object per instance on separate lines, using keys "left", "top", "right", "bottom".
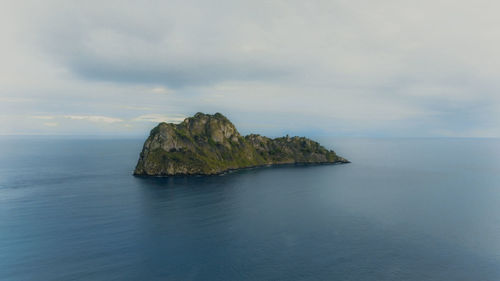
{"left": 67, "top": 54, "right": 290, "bottom": 87}
{"left": 35, "top": 0, "right": 295, "bottom": 87}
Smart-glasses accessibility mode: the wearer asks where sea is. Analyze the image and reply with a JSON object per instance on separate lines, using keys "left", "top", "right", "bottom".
{"left": 0, "top": 137, "right": 499, "bottom": 280}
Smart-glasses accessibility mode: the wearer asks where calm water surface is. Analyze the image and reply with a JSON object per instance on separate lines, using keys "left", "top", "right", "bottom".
{"left": 0, "top": 137, "right": 499, "bottom": 280}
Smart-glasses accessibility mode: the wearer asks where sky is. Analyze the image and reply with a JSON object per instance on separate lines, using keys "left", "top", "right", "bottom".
{"left": 1, "top": 0, "right": 499, "bottom": 137}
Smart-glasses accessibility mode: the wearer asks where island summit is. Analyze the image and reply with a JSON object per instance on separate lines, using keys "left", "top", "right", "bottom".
{"left": 134, "top": 113, "right": 349, "bottom": 176}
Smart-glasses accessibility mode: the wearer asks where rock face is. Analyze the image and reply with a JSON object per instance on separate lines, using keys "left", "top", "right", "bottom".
{"left": 134, "top": 112, "right": 349, "bottom": 176}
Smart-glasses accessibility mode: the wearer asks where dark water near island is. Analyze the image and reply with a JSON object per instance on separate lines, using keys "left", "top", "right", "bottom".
{"left": 0, "top": 137, "right": 499, "bottom": 280}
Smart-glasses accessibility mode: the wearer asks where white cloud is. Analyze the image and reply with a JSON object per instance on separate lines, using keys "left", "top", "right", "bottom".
{"left": 43, "top": 122, "right": 58, "bottom": 127}
{"left": 151, "top": 87, "right": 173, "bottom": 94}
{"left": 32, "top": 115, "right": 55, "bottom": 120}
{"left": 119, "top": 105, "right": 154, "bottom": 111}
{"left": 133, "top": 114, "right": 186, "bottom": 123}
{"left": 63, "top": 115, "right": 123, "bottom": 123}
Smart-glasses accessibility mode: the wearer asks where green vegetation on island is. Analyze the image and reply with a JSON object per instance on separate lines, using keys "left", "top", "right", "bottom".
{"left": 134, "top": 112, "right": 349, "bottom": 176}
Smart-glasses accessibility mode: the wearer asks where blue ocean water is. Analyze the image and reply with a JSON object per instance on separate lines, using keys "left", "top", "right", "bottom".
{"left": 0, "top": 137, "right": 499, "bottom": 280}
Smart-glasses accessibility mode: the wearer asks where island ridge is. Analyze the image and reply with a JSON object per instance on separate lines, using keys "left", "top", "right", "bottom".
{"left": 134, "top": 112, "right": 349, "bottom": 176}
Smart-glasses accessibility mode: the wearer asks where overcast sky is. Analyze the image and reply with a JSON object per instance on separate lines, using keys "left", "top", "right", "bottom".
{"left": 1, "top": 0, "right": 499, "bottom": 137}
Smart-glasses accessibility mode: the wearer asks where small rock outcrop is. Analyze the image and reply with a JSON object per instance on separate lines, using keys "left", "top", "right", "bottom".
{"left": 133, "top": 112, "right": 349, "bottom": 176}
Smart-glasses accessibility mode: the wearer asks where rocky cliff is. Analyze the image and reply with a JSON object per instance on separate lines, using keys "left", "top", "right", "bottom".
{"left": 133, "top": 112, "right": 349, "bottom": 176}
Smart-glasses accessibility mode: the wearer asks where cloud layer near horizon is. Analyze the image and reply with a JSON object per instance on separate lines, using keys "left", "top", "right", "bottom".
{"left": 1, "top": 0, "right": 499, "bottom": 137}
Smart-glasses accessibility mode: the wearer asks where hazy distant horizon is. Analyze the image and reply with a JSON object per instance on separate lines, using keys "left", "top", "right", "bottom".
{"left": 1, "top": 132, "right": 499, "bottom": 140}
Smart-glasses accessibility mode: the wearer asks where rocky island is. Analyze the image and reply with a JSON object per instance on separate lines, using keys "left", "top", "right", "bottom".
{"left": 134, "top": 113, "right": 349, "bottom": 176}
